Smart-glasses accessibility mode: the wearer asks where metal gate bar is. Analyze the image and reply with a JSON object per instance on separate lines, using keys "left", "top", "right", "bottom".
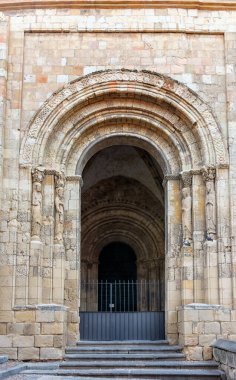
{"left": 80, "top": 280, "right": 163, "bottom": 312}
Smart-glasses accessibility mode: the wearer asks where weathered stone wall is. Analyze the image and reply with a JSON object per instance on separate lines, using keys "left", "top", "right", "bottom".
{"left": 0, "top": 3, "right": 235, "bottom": 360}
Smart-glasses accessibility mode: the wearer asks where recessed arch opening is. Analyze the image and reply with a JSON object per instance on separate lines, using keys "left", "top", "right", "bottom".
{"left": 80, "top": 144, "right": 165, "bottom": 338}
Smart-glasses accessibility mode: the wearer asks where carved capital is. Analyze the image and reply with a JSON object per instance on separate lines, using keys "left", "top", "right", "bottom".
{"left": 66, "top": 175, "right": 83, "bottom": 186}
{"left": 44, "top": 169, "right": 59, "bottom": 176}
{"left": 180, "top": 171, "right": 192, "bottom": 188}
{"left": 162, "top": 174, "right": 180, "bottom": 187}
{"left": 32, "top": 167, "right": 45, "bottom": 183}
{"left": 201, "top": 166, "right": 216, "bottom": 182}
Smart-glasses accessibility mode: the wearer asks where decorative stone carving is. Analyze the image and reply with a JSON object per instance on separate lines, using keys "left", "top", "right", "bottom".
{"left": 21, "top": 70, "right": 228, "bottom": 167}
{"left": 202, "top": 167, "right": 216, "bottom": 241}
{"left": 162, "top": 174, "right": 180, "bottom": 187}
{"left": 31, "top": 167, "right": 45, "bottom": 241}
{"left": 181, "top": 172, "right": 192, "bottom": 246}
{"left": 54, "top": 172, "right": 65, "bottom": 244}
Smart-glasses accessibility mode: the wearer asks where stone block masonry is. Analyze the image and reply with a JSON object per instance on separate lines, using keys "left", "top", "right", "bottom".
{"left": 0, "top": 305, "right": 68, "bottom": 360}
{"left": 0, "top": 1, "right": 235, "bottom": 361}
{"left": 178, "top": 304, "right": 236, "bottom": 361}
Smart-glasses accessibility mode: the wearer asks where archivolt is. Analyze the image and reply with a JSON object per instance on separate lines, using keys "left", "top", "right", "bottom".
{"left": 20, "top": 69, "right": 228, "bottom": 175}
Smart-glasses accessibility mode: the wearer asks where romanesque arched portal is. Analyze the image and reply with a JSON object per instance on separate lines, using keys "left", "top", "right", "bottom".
{"left": 18, "top": 69, "right": 230, "bottom": 354}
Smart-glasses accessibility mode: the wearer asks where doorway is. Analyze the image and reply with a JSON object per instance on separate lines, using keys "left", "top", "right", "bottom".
{"left": 80, "top": 145, "right": 165, "bottom": 340}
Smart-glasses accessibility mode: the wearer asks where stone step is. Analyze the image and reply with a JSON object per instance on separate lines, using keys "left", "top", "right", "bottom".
{"left": 64, "top": 353, "right": 186, "bottom": 361}
{"left": 77, "top": 340, "right": 169, "bottom": 346}
{"left": 21, "top": 368, "right": 225, "bottom": 379}
{"left": 0, "top": 355, "right": 8, "bottom": 364}
{"left": 65, "top": 345, "right": 182, "bottom": 354}
{"left": 60, "top": 360, "right": 219, "bottom": 370}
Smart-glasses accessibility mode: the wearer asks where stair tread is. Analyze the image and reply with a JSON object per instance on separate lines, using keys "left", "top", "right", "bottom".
{"left": 64, "top": 353, "right": 186, "bottom": 359}
{"left": 66, "top": 345, "right": 182, "bottom": 352}
{"left": 60, "top": 360, "right": 218, "bottom": 368}
{"left": 77, "top": 340, "right": 168, "bottom": 345}
{"left": 22, "top": 368, "right": 224, "bottom": 375}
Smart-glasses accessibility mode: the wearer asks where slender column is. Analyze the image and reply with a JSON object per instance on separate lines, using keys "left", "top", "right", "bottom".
{"left": 52, "top": 172, "right": 66, "bottom": 304}
{"left": 192, "top": 171, "right": 205, "bottom": 303}
{"left": 64, "top": 175, "right": 82, "bottom": 345}
{"left": 180, "top": 171, "right": 194, "bottom": 305}
{"left": 42, "top": 170, "right": 55, "bottom": 303}
{"left": 29, "top": 167, "right": 45, "bottom": 304}
{"left": 202, "top": 166, "right": 219, "bottom": 304}
{"left": 164, "top": 175, "right": 182, "bottom": 344}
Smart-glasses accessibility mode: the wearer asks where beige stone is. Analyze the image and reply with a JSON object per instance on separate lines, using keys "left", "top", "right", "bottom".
{"left": 15, "top": 310, "right": 35, "bottom": 323}
{"left": 36, "top": 310, "right": 55, "bottom": 323}
{"left": 40, "top": 347, "right": 63, "bottom": 360}
{"left": 204, "top": 322, "right": 221, "bottom": 335}
{"left": 35, "top": 335, "right": 53, "bottom": 347}
{"left": 199, "top": 334, "right": 216, "bottom": 346}
{"left": 41, "top": 323, "right": 64, "bottom": 335}
{"left": 203, "top": 346, "right": 213, "bottom": 361}
{"left": 0, "top": 348, "right": 17, "bottom": 360}
{"left": 13, "top": 335, "right": 34, "bottom": 347}
{"left": 0, "top": 335, "right": 12, "bottom": 347}
{"left": 18, "top": 347, "right": 40, "bottom": 361}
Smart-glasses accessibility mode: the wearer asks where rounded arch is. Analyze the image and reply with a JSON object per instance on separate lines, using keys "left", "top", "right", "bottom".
{"left": 20, "top": 69, "right": 228, "bottom": 175}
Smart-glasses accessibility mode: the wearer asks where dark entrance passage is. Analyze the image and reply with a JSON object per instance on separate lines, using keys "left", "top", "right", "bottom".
{"left": 99, "top": 242, "right": 137, "bottom": 282}
{"left": 98, "top": 242, "right": 137, "bottom": 312}
{"left": 80, "top": 145, "right": 165, "bottom": 341}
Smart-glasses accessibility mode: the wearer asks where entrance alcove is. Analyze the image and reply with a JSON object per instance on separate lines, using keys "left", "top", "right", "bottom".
{"left": 18, "top": 69, "right": 229, "bottom": 356}
{"left": 80, "top": 144, "right": 165, "bottom": 339}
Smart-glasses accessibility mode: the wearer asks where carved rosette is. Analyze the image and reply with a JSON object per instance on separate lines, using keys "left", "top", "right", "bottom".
{"left": 180, "top": 171, "right": 193, "bottom": 247}
{"left": 31, "top": 167, "right": 45, "bottom": 241}
{"left": 54, "top": 172, "right": 65, "bottom": 244}
{"left": 201, "top": 166, "right": 217, "bottom": 241}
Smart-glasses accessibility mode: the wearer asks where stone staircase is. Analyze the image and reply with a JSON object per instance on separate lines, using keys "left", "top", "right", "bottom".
{"left": 21, "top": 341, "right": 226, "bottom": 379}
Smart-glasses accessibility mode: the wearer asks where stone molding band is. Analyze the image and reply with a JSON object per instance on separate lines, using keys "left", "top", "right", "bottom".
{"left": 0, "top": 0, "right": 236, "bottom": 10}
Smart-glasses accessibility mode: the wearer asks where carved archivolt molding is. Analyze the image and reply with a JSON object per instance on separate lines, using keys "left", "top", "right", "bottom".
{"left": 1, "top": 0, "right": 236, "bottom": 11}
{"left": 20, "top": 69, "right": 228, "bottom": 175}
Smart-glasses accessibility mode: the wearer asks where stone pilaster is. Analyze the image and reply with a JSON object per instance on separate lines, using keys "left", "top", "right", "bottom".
{"left": 201, "top": 167, "right": 219, "bottom": 305}
{"left": 191, "top": 170, "right": 205, "bottom": 303}
{"left": 180, "top": 171, "right": 194, "bottom": 305}
{"left": 53, "top": 172, "right": 65, "bottom": 305}
{"left": 163, "top": 174, "right": 181, "bottom": 344}
{"left": 28, "top": 167, "right": 45, "bottom": 305}
{"left": 64, "top": 175, "right": 82, "bottom": 345}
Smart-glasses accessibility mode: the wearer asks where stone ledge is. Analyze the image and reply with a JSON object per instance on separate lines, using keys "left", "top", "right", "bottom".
{"left": 13, "top": 304, "right": 68, "bottom": 312}
{"left": 212, "top": 339, "right": 236, "bottom": 354}
{"left": 177, "top": 304, "right": 231, "bottom": 312}
{"left": 0, "top": 0, "right": 236, "bottom": 10}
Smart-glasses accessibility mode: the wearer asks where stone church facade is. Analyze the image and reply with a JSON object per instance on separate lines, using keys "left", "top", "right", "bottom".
{"left": 0, "top": 0, "right": 236, "bottom": 363}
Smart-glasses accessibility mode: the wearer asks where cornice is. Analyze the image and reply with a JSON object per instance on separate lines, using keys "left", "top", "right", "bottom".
{"left": 0, "top": 0, "right": 236, "bottom": 11}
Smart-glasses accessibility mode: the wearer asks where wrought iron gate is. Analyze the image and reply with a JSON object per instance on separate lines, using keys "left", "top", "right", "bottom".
{"left": 80, "top": 281, "right": 165, "bottom": 340}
